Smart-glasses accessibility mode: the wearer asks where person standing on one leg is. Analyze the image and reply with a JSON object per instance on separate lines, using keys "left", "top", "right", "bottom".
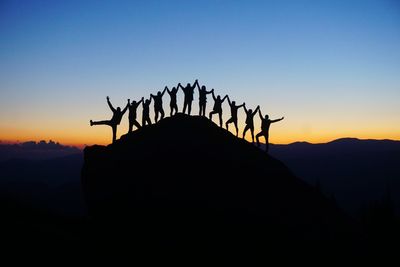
{"left": 209, "top": 91, "right": 227, "bottom": 127}
{"left": 90, "top": 96, "right": 129, "bottom": 143}
{"left": 225, "top": 96, "right": 245, "bottom": 136}
{"left": 196, "top": 82, "right": 213, "bottom": 116}
{"left": 256, "top": 109, "right": 284, "bottom": 153}
{"left": 167, "top": 86, "right": 179, "bottom": 116}
{"left": 142, "top": 97, "right": 152, "bottom": 126}
{"left": 127, "top": 97, "right": 144, "bottom": 133}
{"left": 150, "top": 87, "right": 167, "bottom": 123}
{"left": 178, "top": 80, "right": 198, "bottom": 115}
{"left": 242, "top": 104, "right": 260, "bottom": 143}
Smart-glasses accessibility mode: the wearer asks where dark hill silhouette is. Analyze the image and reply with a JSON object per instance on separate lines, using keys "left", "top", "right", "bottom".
{"left": 269, "top": 138, "right": 400, "bottom": 215}
{"left": 82, "top": 114, "right": 358, "bottom": 257}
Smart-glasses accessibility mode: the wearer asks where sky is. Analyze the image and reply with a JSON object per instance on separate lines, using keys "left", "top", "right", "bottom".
{"left": 0, "top": 0, "right": 399, "bottom": 146}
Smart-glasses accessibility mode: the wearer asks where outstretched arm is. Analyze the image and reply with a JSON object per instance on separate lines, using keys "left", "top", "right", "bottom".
{"left": 107, "top": 96, "right": 116, "bottom": 112}
{"left": 222, "top": 95, "right": 228, "bottom": 103}
{"left": 271, "top": 117, "right": 284, "bottom": 123}
{"left": 238, "top": 102, "right": 245, "bottom": 109}
{"left": 137, "top": 97, "right": 144, "bottom": 106}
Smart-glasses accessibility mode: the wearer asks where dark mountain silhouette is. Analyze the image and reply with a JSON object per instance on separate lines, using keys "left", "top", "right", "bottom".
{"left": 82, "top": 114, "right": 358, "bottom": 258}
{"left": 268, "top": 138, "right": 400, "bottom": 215}
{"left": 0, "top": 154, "right": 86, "bottom": 216}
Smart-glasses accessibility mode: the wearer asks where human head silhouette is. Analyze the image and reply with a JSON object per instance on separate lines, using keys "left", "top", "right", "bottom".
{"left": 217, "top": 95, "right": 221, "bottom": 100}
{"left": 172, "top": 86, "right": 176, "bottom": 91}
{"left": 146, "top": 99, "right": 150, "bottom": 104}
{"left": 201, "top": 85, "right": 206, "bottom": 91}
{"left": 157, "top": 91, "right": 161, "bottom": 96}
{"left": 186, "top": 83, "right": 191, "bottom": 87}
{"left": 117, "top": 107, "right": 121, "bottom": 112}
{"left": 132, "top": 101, "right": 137, "bottom": 105}
{"left": 248, "top": 109, "right": 252, "bottom": 114}
{"left": 265, "top": 114, "right": 269, "bottom": 120}
{"left": 232, "top": 101, "right": 236, "bottom": 105}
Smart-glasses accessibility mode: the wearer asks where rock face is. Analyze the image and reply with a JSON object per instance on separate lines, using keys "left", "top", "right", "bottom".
{"left": 82, "top": 114, "right": 355, "bottom": 254}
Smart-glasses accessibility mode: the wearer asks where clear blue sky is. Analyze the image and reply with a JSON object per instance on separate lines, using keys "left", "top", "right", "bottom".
{"left": 1, "top": 0, "right": 399, "bottom": 145}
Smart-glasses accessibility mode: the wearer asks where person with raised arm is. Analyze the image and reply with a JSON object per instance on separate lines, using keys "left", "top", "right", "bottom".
{"left": 90, "top": 96, "right": 129, "bottom": 143}
{"left": 256, "top": 109, "right": 284, "bottom": 153}
{"left": 196, "top": 81, "right": 213, "bottom": 116}
{"left": 178, "top": 79, "right": 198, "bottom": 115}
{"left": 242, "top": 104, "right": 260, "bottom": 143}
{"left": 209, "top": 91, "right": 228, "bottom": 127}
{"left": 127, "top": 97, "right": 144, "bottom": 133}
{"left": 225, "top": 96, "right": 245, "bottom": 136}
{"left": 166, "top": 86, "right": 179, "bottom": 116}
{"left": 142, "top": 96, "right": 152, "bottom": 126}
{"left": 150, "top": 87, "right": 167, "bottom": 123}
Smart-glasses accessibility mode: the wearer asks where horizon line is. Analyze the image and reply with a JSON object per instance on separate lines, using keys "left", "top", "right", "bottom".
{"left": 2, "top": 136, "right": 400, "bottom": 150}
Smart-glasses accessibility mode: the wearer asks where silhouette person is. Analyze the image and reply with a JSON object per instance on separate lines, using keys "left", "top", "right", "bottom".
{"left": 127, "top": 97, "right": 144, "bottom": 133}
{"left": 209, "top": 91, "right": 228, "bottom": 127}
{"left": 150, "top": 88, "right": 167, "bottom": 123}
{"left": 90, "top": 96, "right": 129, "bottom": 143}
{"left": 196, "top": 82, "right": 213, "bottom": 116}
{"left": 142, "top": 97, "right": 152, "bottom": 126}
{"left": 242, "top": 104, "right": 260, "bottom": 143}
{"left": 166, "top": 86, "right": 179, "bottom": 116}
{"left": 225, "top": 96, "right": 245, "bottom": 136}
{"left": 256, "top": 110, "right": 284, "bottom": 152}
{"left": 178, "top": 80, "right": 198, "bottom": 115}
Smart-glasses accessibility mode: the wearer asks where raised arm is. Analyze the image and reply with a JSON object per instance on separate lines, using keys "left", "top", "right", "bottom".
{"left": 222, "top": 95, "right": 228, "bottom": 103}
{"left": 195, "top": 79, "right": 201, "bottom": 90}
{"left": 107, "top": 96, "right": 116, "bottom": 112}
{"left": 258, "top": 109, "right": 263, "bottom": 120}
{"left": 192, "top": 79, "right": 199, "bottom": 90}
{"left": 211, "top": 90, "right": 216, "bottom": 101}
{"left": 227, "top": 96, "right": 232, "bottom": 106}
{"left": 121, "top": 99, "right": 129, "bottom": 114}
{"left": 238, "top": 102, "right": 245, "bottom": 109}
{"left": 253, "top": 105, "right": 260, "bottom": 116}
{"left": 166, "top": 86, "right": 171, "bottom": 94}
{"left": 177, "top": 83, "right": 184, "bottom": 90}
{"left": 161, "top": 87, "right": 167, "bottom": 96}
{"left": 243, "top": 103, "right": 248, "bottom": 113}
{"left": 137, "top": 97, "right": 144, "bottom": 106}
{"left": 271, "top": 117, "right": 284, "bottom": 123}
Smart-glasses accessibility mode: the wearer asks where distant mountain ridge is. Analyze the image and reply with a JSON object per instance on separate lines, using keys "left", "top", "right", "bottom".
{"left": 0, "top": 140, "right": 81, "bottom": 161}
{"left": 269, "top": 138, "right": 400, "bottom": 215}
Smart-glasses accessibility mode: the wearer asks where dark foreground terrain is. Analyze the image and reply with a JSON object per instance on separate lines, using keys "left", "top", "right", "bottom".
{"left": 1, "top": 114, "right": 399, "bottom": 262}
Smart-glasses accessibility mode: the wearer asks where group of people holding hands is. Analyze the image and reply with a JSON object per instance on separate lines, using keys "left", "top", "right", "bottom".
{"left": 90, "top": 80, "right": 284, "bottom": 152}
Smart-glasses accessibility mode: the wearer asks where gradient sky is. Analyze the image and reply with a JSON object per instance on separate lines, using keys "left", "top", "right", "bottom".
{"left": 1, "top": 0, "right": 399, "bottom": 146}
